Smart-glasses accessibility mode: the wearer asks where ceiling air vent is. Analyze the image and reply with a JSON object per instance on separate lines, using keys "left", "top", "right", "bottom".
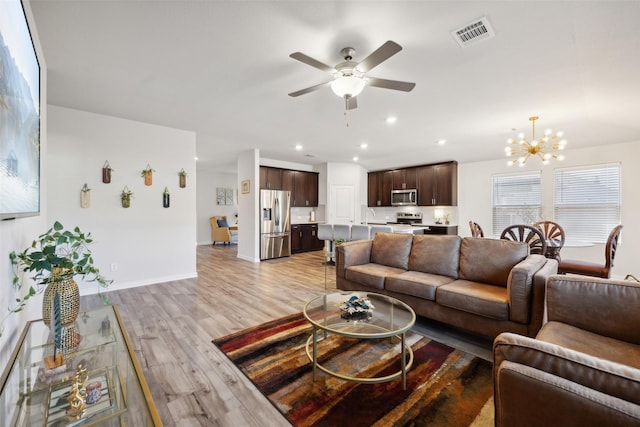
{"left": 451, "top": 17, "right": 495, "bottom": 48}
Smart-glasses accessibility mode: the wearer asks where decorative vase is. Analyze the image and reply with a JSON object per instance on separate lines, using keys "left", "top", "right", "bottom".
{"left": 163, "top": 191, "right": 170, "bottom": 208}
{"left": 80, "top": 184, "right": 91, "bottom": 208}
{"left": 144, "top": 171, "right": 153, "bottom": 186}
{"left": 122, "top": 196, "right": 131, "bottom": 208}
{"left": 46, "top": 321, "right": 81, "bottom": 356}
{"left": 179, "top": 174, "right": 186, "bottom": 188}
{"left": 43, "top": 270, "right": 80, "bottom": 326}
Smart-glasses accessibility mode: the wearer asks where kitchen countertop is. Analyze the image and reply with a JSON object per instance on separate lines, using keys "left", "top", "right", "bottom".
{"left": 291, "top": 221, "right": 325, "bottom": 225}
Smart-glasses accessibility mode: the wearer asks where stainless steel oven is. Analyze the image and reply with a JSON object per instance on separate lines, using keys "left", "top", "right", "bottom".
{"left": 391, "top": 189, "right": 417, "bottom": 206}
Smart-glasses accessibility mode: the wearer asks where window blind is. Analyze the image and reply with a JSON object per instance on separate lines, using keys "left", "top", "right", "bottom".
{"left": 554, "top": 164, "right": 621, "bottom": 243}
{"left": 492, "top": 171, "right": 541, "bottom": 236}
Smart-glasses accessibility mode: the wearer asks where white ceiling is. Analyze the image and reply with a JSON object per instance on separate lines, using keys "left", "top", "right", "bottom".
{"left": 29, "top": 1, "right": 640, "bottom": 173}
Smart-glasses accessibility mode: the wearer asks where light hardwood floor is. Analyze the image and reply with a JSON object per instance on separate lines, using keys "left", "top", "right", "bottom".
{"left": 82, "top": 244, "right": 492, "bottom": 426}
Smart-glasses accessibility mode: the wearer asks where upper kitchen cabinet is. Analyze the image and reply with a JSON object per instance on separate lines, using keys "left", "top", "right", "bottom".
{"left": 392, "top": 167, "right": 417, "bottom": 190}
{"left": 260, "top": 166, "right": 318, "bottom": 207}
{"left": 367, "top": 172, "right": 380, "bottom": 207}
{"left": 291, "top": 171, "right": 318, "bottom": 207}
{"left": 417, "top": 161, "right": 458, "bottom": 206}
{"left": 260, "top": 166, "right": 283, "bottom": 190}
{"left": 368, "top": 170, "right": 393, "bottom": 206}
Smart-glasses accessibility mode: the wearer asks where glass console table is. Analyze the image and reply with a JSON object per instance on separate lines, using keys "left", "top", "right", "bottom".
{"left": 0, "top": 305, "right": 161, "bottom": 426}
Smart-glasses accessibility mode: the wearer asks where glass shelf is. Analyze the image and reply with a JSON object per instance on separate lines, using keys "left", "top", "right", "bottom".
{"left": 0, "top": 305, "right": 161, "bottom": 426}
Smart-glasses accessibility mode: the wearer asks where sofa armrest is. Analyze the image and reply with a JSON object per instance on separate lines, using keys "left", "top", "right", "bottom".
{"left": 528, "top": 257, "right": 558, "bottom": 335}
{"left": 546, "top": 275, "right": 640, "bottom": 345}
{"left": 506, "top": 254, "right": 549, "bottom": 325}
{"left": 494, "top": 332, "right": 640, "bottom": 405}
{"left": 495, "top": 360, "right": 640, "bottom": 427}
{"left": 336, "top": 240, "right": 372, "bottom": 279}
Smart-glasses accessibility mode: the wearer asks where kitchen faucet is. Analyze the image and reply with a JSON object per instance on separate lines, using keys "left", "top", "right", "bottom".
{"left": 365, "top": 208, "right": 376, "bottom": 225}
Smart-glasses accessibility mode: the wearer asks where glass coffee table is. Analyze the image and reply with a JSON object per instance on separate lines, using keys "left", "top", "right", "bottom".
{"left": 303, "top": 291, "right": 416, "bottom": 389}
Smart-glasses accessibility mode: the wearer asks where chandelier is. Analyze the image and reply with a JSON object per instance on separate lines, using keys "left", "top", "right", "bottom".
{"left": 505, "top": 116, "right": 567, "bottom": 166}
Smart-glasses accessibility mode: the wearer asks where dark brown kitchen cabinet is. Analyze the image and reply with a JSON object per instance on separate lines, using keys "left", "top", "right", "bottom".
{"left": 260, "top": 167, "right": 318, "bottom": 206}
{"left": 367, "top": 172, "right": 381, "bottom": 207}
{"left": 260, "top": 166, "right": 282, "bottom": 190}
{"left": 392, "top": 167, "right": 417, "bottom": 190}
{"left": 380, "top": 171, "right": 393, "bottom": 206}
{"left": 281, "top": 170, "right": 295, "bottom": 193}
{"left": 291, "top": 224, "right": 323, "bottom": 253}
{"left": 417, "top": 161, "right": 457, "bottom": 206}
{"left": 292, "top": 171, "right": 318, "bottom": 207}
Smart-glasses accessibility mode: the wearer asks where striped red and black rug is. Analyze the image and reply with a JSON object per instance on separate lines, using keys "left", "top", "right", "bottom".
{"left": 213, "top": 312, "right": 493, "bottom": 427}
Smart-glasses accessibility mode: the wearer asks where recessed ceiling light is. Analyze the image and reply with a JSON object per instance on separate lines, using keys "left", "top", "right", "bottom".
{"left": 295, "top": 144, "right": 303, "bottom": 150}
{"left": 194, "top": 156, "right": 198, "bottom": 160}
{"left": 386, "top": 116, "right": 397, "bottom": 124}
{"left": 360, "top": 143, "right": 368, "bottom": 149}
{"left": 437, "top": 139, "right": 447, "bottom": 145}
{"left": 353, "top": 156, "right": 359, "bottom": 162}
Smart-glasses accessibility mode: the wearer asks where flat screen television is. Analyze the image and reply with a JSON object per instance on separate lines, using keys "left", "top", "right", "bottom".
{"left": 0, "top": 0, "right": 41, "bottom": 220}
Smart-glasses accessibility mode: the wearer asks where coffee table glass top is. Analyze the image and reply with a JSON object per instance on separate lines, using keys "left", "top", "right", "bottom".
{"left": 303, "top": 291, "right": 416, "bottom": 338}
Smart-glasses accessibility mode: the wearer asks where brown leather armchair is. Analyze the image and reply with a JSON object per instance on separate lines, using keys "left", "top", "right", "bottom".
{"left": 210, "top": 216, "right": 237, "bottom": 245}
{"left": 493, "top": 275, "right": 640, "bottom": 426}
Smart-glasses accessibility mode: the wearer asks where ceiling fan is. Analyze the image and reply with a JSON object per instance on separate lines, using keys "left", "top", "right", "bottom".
{"left": 288, "top": 40, "right": 416, "bottom": 110}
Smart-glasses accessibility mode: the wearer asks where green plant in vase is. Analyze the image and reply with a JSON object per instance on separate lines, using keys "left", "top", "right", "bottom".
{"left": 3, "top": 222, "right": 112, "bottom": 337}
{"left": 121, "top": 186, "right": 134, "bottom": 208}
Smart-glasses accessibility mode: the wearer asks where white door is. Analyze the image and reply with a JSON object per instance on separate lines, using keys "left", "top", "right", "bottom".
{"left": 330, "top": 185, "right": 354, "bottom": 224}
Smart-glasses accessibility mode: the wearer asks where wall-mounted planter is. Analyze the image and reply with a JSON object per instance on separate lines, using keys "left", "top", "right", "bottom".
{"left": 163, "top": 187, "right": 170, "bottom": 208}
{"left": 141, "top": 164, "right": 154, "bottom": 186}
{"left": 80, "top": 184, "right": 91, "bottom": 208}
{"left": 102, "top": 160, "right": 112, "bottom": 183}
{"left": 121, "top": 186, "right": 134, "bottom": 208}
{"left": 179, "top": 169, "right": 187, "bottom": 188}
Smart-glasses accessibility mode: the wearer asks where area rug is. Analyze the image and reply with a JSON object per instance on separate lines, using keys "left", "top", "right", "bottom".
{"left": 213, "top": 312, "right": 494, "bottom": 427}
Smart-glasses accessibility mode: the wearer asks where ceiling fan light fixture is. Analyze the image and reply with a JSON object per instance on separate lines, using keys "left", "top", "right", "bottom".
{"left": 331, "top": 76, "right": 365, "bottom": 98}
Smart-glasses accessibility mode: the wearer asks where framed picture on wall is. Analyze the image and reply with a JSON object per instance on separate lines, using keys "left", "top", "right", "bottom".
{"left": 241, "top": 180, "right": 250, "bottom": 194}
{"left": 0, "top": 0, "right": 41, "bottom": 220}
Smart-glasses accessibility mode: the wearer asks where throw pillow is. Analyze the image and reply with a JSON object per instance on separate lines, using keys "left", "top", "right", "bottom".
{"left": 217, "top": 219, "right": 229, "bottom": 228}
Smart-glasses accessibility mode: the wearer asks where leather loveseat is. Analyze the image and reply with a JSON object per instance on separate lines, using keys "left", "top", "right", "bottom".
{"left": 336, "top": 232, "right": 558, "bottom": 338}
{"left": 493, "top": 275, "right": 640, "bottom": 426}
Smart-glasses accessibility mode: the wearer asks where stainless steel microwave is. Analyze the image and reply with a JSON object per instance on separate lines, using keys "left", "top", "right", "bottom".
{"left": 391, "top": 189, "right": 417, "bottom": 206}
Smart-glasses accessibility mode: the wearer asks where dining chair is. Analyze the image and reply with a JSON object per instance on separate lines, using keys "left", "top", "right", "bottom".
{"left": 500, "top": 224, "right": 547, "bottom": 256}
{"left": 558, "top": 225, "right": 623, "bottom": 279}
{"left": 534, "top": 220, "right": 565, "bottom": 260}
{"left": 468, "top": 221, "right": 484, "bottom": 238}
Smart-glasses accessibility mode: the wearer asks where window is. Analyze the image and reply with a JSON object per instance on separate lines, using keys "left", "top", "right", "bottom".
{"left": 554, "top": 164, "right": 621, "bottom": 243}
{"left": 492, "top": 172, "right": 541, "bottom": 235}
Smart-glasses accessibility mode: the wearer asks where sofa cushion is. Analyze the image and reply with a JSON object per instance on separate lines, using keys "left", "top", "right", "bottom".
{"left": 459, "top": 238, "right": 528, "bottom": 287}
{"left": 370, "top": 232, "right": 413, "bottom": 270}
{"left": 408, "top": 235, "right": 461, "bottom": 278}
{"left": 345, "top": 263, "right": 406, "bottom": 290}
{"left": 386, "top": 271, "right": 456, "bottom": 300}
{"left": 436, "top": 279, "right": 509, "bottom": 320}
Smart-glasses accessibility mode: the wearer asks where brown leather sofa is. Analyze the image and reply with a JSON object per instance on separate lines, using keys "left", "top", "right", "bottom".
{"left": 493, "top": 275, "right": 640, "bottom": 426}
{"left": 336, "top": 233, "right": 558, "bottom": 339}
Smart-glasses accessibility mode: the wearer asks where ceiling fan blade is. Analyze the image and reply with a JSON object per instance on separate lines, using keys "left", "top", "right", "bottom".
{"left": 357, "top": 40, "right": 403, "bottom": 73}
{"left": 288, "top": 81, "right": 331, "bottom": 97}
{"left": 289, "top": 52, "right": 334, "bottom": 73}
{"left": 366, "top": 77, "right": 416, "bottom": 92}
{"left": 345, "top": 96, "right": 358, "bottom": 110}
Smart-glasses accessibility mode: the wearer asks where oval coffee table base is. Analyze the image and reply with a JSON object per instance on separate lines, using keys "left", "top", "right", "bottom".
{"left": 305, "top": 328, "right": 415, "bottom": 390}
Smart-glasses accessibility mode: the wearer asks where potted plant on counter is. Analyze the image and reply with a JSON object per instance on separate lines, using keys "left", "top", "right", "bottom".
{"left": 3, "top": 221, "right": 112, "bottom": 336}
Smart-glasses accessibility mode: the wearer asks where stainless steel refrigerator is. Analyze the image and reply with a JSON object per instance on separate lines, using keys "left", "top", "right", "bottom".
{"left": 260, "top": 189, "right": 291, "bottom": 260}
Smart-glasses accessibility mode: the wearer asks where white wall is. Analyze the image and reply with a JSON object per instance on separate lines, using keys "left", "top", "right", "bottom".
{"left": 196, "top": 168, "right": 237, "bottom": 244}
{"left": 458, "top": 140, "right": 640, "bottom": 279}
{"left": 237, "top": 149, "right": 260, "bottom": 262}
{"left": 47, "top": 106, "right": 198, "bottom": 291}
